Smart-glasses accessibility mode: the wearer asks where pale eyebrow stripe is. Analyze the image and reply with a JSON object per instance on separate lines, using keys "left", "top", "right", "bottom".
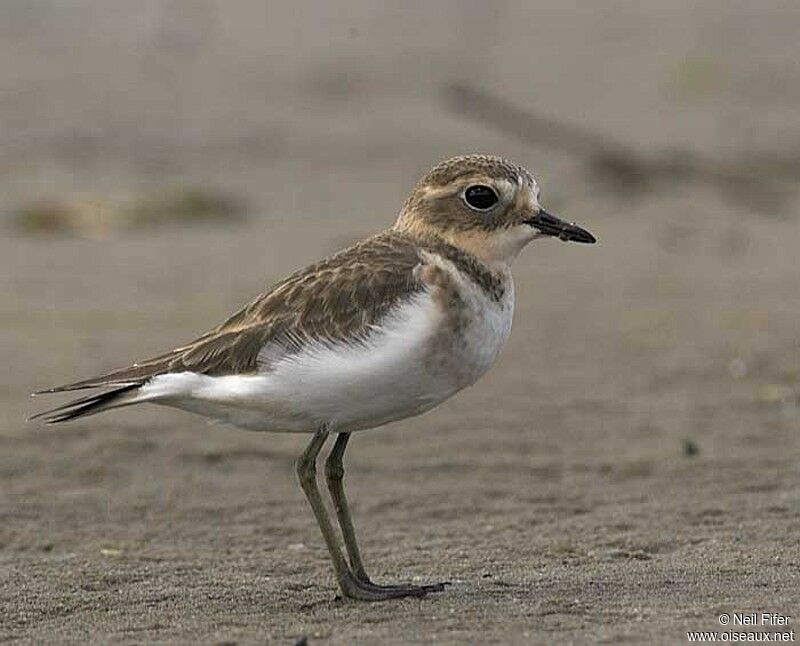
{"left": 518, "top": 173, "right": 539, "bottom": 196}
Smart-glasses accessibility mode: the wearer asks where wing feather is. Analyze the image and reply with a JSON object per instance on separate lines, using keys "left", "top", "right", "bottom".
{"left": 36, "top": 231, "right": 426, "bottom": 393}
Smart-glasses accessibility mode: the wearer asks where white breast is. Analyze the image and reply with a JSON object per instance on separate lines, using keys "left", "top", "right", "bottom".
{"left": 141, "top": 260, "right": 514, "bottom": 433}
{"left": 429, "top": 255, "right": 515, "bottom": 388}
{"left": 460, "top": 275, "right": 514, "bottom": 383}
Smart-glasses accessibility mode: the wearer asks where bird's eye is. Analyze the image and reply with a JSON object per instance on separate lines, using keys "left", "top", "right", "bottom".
{"left": 463, "top": 185, "right": 498, "bottom": 211}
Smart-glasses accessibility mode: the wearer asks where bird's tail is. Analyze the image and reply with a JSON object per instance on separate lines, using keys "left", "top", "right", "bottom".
{"left": 29, "top": 383, "right": 143, "bottom": 424}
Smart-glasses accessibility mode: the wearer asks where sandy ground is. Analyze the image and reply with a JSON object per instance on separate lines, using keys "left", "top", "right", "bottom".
{"left": 2, "top": 2, "right": 800, "bottom": 644}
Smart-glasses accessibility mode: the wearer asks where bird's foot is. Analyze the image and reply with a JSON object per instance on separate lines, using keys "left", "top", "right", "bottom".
{"left": 338, "top": 572, "right": 448, "bottom": 601}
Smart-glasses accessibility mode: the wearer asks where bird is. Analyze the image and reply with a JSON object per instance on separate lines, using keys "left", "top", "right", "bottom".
{"left": 31, "top": 154, "right": 595, "bottom": 601}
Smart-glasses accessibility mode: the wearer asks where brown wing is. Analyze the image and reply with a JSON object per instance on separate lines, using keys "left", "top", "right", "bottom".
{"left": 38, "top": 231, "right": 426, "bottom": 393}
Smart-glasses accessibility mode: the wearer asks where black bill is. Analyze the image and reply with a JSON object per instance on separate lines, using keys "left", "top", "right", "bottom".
{"left": 526, "top": 209, "right": 596, "bottom": 244}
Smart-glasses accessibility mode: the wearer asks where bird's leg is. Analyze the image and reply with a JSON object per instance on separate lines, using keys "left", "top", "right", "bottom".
{"left": 296, "top": 426, "right": 351, "bottom": 588}
{"left": 298, "top": 426, "right": 436, "bottom": 601}
{"left": 324, "top": 433, "right": 370, "bottom": 581}
{"left": 322, "top": 431, "right": 447, "bottom": 598}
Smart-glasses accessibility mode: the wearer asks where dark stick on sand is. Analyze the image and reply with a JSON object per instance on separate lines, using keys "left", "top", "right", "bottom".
{"left": 443, "top": 82, "right": 798, "bottom": 212}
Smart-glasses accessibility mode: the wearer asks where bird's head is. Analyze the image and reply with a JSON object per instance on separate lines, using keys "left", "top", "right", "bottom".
{"left": 394, "top": 154, "right": 595, "bottom": 268}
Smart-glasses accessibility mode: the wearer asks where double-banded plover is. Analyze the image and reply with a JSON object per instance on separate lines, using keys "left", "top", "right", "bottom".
{"left": 33, "top": 155, "right": 595, "bottom": 601}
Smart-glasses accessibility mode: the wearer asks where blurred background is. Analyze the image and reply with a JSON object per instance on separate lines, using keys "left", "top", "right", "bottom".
{"left": 2, "top": 2, "right": 799, "bottom": 643}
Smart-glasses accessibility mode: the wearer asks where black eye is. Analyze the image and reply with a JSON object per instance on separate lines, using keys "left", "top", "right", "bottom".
{"left": 463, "top": 185, "right": 498, "bottom": 211}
